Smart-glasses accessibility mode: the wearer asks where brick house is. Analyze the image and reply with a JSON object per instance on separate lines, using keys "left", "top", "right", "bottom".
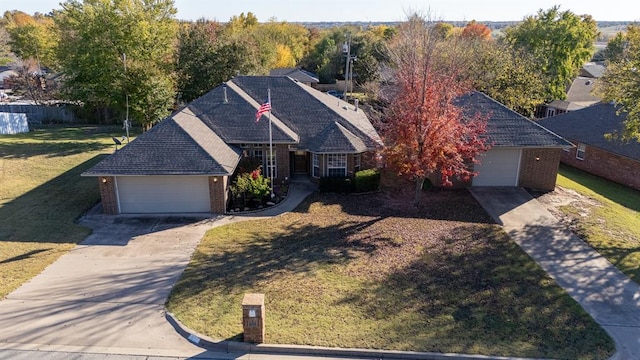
{"left": 537, "top": 103, "right": 640, "bottom": 190}
{"left": 82, "top": 76, "right": 382, "bottom": 214}
{"left": 83, "top": 77, "right": 571, "bottom": 215}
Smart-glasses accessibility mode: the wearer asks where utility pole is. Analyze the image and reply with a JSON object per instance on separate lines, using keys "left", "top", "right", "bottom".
{"left": 343, "top": 34, "right": 351, "bottom": 101}
{"left": 122, "top": 53, "right": 130, "bottom": 143}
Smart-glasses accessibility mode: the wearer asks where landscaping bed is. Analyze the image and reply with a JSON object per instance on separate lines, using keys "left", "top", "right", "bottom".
{"left": 167, "top": 187, "right": 614, "bottom": 359}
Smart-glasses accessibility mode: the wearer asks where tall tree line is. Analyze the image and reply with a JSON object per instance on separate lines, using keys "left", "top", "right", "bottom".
{"left": 1, "top": 2, "right": 611, "bottom": 130}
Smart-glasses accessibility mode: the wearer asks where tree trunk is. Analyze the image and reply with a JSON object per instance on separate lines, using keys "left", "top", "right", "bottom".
{"left": 413, "top": 176, "right": 426, "bottom": 208}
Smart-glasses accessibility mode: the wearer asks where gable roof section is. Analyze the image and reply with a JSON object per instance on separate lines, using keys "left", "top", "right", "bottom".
{"left": 580, "top": 63, "right": 606, "bottom": 79}
{"left": 82, "top": 111, "right": 241, "bottom": 176}
{"left": 566, "top": 76, "right": 600, "bottom": 104}
{"left": 456, "top": 91, "right": 571, "bottom": 148}
{"left": 307, "top": 122, "right": 368, "bottom": 153}
{"left": 231, "top": 76, "right": 382, "bottom": 152}
{"left": 537, "top": 103, "right": 640, "bottom": 161}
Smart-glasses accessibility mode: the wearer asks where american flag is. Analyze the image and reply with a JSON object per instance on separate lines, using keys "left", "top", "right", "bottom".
{"left": 255, "top": 99, "right": 271, "bottom": 122}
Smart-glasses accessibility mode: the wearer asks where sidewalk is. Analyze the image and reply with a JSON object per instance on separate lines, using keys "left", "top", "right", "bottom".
{"left": 471, "top": 187, "right": 640, "bottom": 360}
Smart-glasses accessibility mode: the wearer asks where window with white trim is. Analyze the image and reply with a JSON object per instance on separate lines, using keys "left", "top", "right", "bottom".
{"left": 327, "top": 154, "right": 347, "bottom": 177}
{"left": 253, "top": 148, "right": 263, "bottom": 162}
{"left": 265, "top": 149, "right": 277, "bottom": 178}
{"left": 576, "top": 143, "right": 586, "bottom": 160}
{"left": 312, "top": 153, "right": 320, "bottom": 178}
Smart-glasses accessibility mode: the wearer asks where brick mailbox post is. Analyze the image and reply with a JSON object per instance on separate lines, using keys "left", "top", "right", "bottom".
{"left": 242, "top": 293, "right": 265, "bottom": 343}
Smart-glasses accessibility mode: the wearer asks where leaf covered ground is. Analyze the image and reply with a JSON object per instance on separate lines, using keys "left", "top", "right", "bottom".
{"left": 168, "top": 188, "right": 614, "bottom": 359}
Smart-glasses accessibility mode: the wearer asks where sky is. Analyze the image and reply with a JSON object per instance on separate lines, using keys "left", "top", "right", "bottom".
{"left": 1, "top": 0, "right": 638, "bottom": 22}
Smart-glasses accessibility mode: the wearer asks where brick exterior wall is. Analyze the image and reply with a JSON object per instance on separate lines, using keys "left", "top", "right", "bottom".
{"left": 209, "top": 176, "right": 228, "bottom": 213}
{"left": 98, "top": 177, "right": 118, "bottom": 215}
{"left": 560, "top": 141, "right": 640, "bottom": 191}
{"left": 518, "top": 148, "right": 562, "bottom": 191}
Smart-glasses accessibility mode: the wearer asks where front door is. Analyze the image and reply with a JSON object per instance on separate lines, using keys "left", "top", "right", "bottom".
{"left": 293, "top": 151, "right": 308, "bottom": 174}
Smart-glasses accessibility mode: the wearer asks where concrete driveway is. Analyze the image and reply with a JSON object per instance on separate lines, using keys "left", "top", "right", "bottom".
{"left": 471, "top": 187, "right": 640, "bottom": 360}
{"left": 0, "top": 215, "right": 217, "bottom": 358}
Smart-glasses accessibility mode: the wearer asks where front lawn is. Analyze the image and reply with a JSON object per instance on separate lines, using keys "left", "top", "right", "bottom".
{"left": 0, "top": 125, "right": 127, "bottom": 298}
{"left": 167, "top": 190, "right": 614, "bottom": 359}
{"left": 556, "top": 164, "right": 640, "bottom": 283}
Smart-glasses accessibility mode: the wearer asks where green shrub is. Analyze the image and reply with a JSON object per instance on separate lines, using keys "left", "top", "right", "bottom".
{"left": 230, "top": 168, "right": 272, "bottom": 207}
{"left": 319, "top": 176, "right": 353, "bottom": 193}
{"left": 354, "top": 169, "right": 380, "bottom": 193}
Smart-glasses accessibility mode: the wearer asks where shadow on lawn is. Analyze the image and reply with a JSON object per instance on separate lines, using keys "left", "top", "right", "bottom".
{"left": 178, "top": 216, "right": 397, "bottom": 292}
{"left": 0, "top": 125, "right": 126, "bottom": 159}
{"left": 0, "top": 155, "right": 106, "bottom": 243}
{"left": 335, "top": 224, "right": 615, "bottom": 359}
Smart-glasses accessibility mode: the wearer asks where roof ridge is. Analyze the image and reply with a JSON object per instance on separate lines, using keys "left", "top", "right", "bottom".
{"left": 172, "top": 109, "right": 241, "bottom": 175}
{"left": 226, "top": 79, "right": 300, "bottom": 143}
{"left": 292, "top": 80, "right": 382, "bottom": 147}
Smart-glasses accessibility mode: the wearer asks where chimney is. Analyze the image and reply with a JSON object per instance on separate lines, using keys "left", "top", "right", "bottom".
{"left": 223, "top": 83, "right": 228, "bottom": 103}
{"left": 354, "top": 99, "right": 359, "bottom": 112}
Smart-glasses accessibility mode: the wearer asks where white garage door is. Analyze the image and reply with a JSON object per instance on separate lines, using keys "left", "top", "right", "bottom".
{"left": 117, "top": 176, "right": 211, "bottom": 213}
{"left": 472, "top": 149, "right": 521, "bottom": 187}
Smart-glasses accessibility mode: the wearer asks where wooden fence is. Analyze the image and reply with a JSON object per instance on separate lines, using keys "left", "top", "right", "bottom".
{"left": 0, "top": 104, "right": 78, "bottom": 124}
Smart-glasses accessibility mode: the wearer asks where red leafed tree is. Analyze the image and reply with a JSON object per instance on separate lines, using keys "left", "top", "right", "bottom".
{"left": 461, "top": 20, "right": 492, "bottom": 41}
{"left": 380, "top": 14, "right": 489, "bottom": 206}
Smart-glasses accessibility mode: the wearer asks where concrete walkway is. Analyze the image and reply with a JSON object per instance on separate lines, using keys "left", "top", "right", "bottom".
{"left": 471, "top": 187, "right": 640, "bottom": 360}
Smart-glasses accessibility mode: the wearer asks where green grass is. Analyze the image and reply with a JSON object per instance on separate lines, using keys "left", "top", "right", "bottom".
{"left": 556, "top": 164, "right": 640, "bottom": 283}
{"left": 168, "top": 190, "right": 614, "bottom": 359}
{"left": 0, "top": 125, "right": 128, "bottom": 298}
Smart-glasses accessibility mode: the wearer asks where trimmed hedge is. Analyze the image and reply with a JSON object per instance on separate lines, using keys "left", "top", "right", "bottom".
{"left": 319, "top": 176, "right": 353, "bottom": 193}
{"left": 319, "top": 169, "right": 381, "bottom": 194}
{"left": 354, "top": 169, "right": 380, "bottom": 193}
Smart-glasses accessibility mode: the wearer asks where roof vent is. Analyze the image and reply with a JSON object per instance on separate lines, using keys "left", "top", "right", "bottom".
{"left": 354, "top": 99, "right": 359, "bottom": 112}
{"left": 223, "top": 83, "right": 228, "bottom": 103}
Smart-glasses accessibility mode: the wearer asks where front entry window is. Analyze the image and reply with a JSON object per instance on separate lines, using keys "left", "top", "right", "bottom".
{"left": 327, "top": 154, "right": 347, "bottom": 177}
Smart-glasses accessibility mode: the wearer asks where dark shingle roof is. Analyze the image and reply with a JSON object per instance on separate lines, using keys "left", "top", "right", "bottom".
{"left": 83, "top": 76, "right": 381, "bottom": 177}
{"left": 184, "top": 82, "right": 298, "bottom": 144}
{"left": 269, "top": 68, "right": 319, "bottom": 83}
{"left": 306, "top": 122, "right": 368, "bottom": 153}
{"left": 537, "top": 103, "right": 640, "bottom": 161}
{"left": 82, "top": 112, "right": 241, "bottom": 176}
{"left": 231, "top": 76, "right": 382, "bottom": 152}
{"left": 456, "top": 91, "right": 572, "bottom": 148}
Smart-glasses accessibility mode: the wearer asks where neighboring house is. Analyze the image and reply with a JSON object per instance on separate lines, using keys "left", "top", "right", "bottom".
{"left": 579, "top": 62, "right": 605, "bottom": 79}
{"left": 269, "top": 68, "right": 319, "bottom": 88}
{"left": 537, "top": 103, "right": 640, "bottom": 191}
{"left": 543, "top": 77, "right": 601, "bottom": 117}
{"left": 447, "top": 92, "right": 572, "bottom": 191}
{"left": 0, "top": 66, "right": 17, "bottom": 89}
{"left": 538, "top": 62, "right": 605, "bottom": 118}
{"left": 82, "top": 76, "right": 381, "bottom": 214}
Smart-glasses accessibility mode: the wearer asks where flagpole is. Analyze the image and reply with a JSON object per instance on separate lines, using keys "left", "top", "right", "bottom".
{"left": 268, "top": 88, "right": 274, "bottom": 198}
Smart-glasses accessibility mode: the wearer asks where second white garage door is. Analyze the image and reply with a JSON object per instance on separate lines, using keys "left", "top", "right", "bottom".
{"left": 117, "top": 176, "right": 211, "bottom": 214}
{"left": 472, "top": 148, "right": 522, "bottom": 187}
